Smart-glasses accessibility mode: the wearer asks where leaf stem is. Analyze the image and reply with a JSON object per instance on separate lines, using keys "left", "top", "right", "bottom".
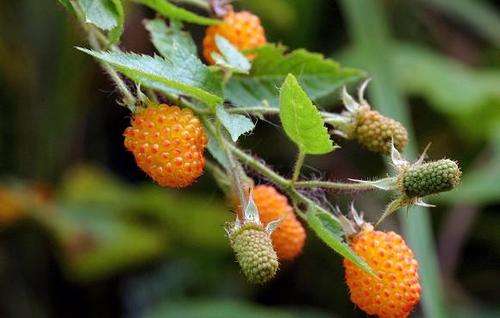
{"left": 291, "top": 149, "right": 306, "bottom": 184}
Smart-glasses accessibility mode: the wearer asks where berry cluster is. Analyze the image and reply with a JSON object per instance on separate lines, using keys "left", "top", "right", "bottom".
{"left": 65, "top": 3, "right": 465, "bottom": 317}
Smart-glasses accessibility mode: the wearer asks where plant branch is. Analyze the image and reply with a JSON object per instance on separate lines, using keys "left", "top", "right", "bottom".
{"left": 226, "top": 142, "right": 289, "bottom": 189}
{"left": 227, "top": 106, "right": 351, "bottom": 128}
{"left": 294, "top": 180, "right": 377, "bottom": 191}
{"left": 72, "top": 0, "right": 136, "bottom": 109}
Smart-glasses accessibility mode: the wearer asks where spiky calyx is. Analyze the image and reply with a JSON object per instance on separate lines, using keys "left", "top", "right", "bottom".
{"left": 203, "top": 10, "right": 266, "bottom": 65}
{"left": 229, "top": 223, "right": 279, "bottom": 284}
{"left": 401, "top": 159, "right": 461, "bottom": 198}
{"left": 354, "top": 105, "right": 408, "bottom": 155}
{"left": 251, "top": 185, "right": 306, "bottom": 261}
{"left": 123, "top": 104, "right": 207, "bottom": 188}
{"left": 344, "top": 225, "right": 421, "bottom": 318}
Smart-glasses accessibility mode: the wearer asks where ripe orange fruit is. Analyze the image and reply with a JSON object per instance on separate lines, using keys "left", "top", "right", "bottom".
{"left": 123, "top": 104, "right": 207, "bottom": 188}
{"left": 344, "top": 224, "right": 421, "bottom": 318}
{"left": 203, "top": 10, "right": 267, "bottom": 65}
{"left": 246, "top": 185, "right": 306, "bottom": 261}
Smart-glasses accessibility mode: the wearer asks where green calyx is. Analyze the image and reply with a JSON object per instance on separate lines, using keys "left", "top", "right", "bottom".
{"left": 229, "top": 223, "right": 279, "bottom": 284}
{"left": 401, "top": 159, "right": 461, "bottom": 198}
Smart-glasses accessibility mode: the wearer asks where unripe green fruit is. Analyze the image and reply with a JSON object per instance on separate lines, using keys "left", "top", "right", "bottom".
{"left": 355, "top": 105, "right": 408, "bottom": 155}
{"left": 230, "top": 223, "right": 279, "bottom": 284}
{"left": 401, "top": 159, "right": 461, "bottom": 198}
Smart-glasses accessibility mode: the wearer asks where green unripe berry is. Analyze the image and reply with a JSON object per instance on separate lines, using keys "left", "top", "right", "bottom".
{"left": 229, "top": 223, "right": 279, "bottom": 284}
{"left": 401, "top": 159, "right": 461, "bottom": 198}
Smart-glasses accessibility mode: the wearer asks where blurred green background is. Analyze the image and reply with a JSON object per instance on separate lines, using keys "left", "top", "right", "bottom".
{"left": 1, "top": 0, "right": 499, "bottom": 317}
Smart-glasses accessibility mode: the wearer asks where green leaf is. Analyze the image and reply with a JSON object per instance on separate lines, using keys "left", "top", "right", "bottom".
{"left": 201, "top": 117, "right": 230, "bottom": 169}
{"left": 79, "top": 0, "right": 119, "bottom": 30}
{"left": 145, "top": 19, "right": 197, "bottom": 57}
{"left": 108, "top": 0, "right": 125, "bottom": 43}
{"left": 132, "top": 0, "right": 219, "bottom": 25}
{"left": 58, "top": 0, "right": 76, "bottom": 14}
{"left": 212, "top": 35, "right": 251, "bottom": 74}
{"left": 306, "top": 206, "right": 375, "bottom": 277}
{"left": 77, "top": 48, "right": 223, "bottom": 107}
{"left": 279, "top": 74, "right": 334, "bottom": 154}
{"left": 225, "top": 44, "right": 363, "bottom": 107}
{"left": 392, "top": 43, "right": 500, "bottom": 140}
{"left": 145, "top": 299, "right": 331, "bottom": 318}
{"left": 78, "top": 0, "right": 124, "bottom": 42}
{"left": 216, "top": 106, "right": 255, "bottom": 142}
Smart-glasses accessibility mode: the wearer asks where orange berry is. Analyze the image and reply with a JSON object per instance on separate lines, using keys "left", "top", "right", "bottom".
{"left": 123, "top": 104, "right": 207, "bottom": 188}
{"left": 248, "top": 185, "right": 306, "bottom": 261}
{"left": 203, "top": 10, "right": 267, "bottom": 65}
{"left": 344, "top": 224, "right": 421, "bottom": 318}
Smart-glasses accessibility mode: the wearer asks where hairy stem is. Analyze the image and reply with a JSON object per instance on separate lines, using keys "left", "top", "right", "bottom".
{"left": 72, "top": 0, "right": 136, "bottom": 109}
{"left": 227, "top": 106, "right": 351, "bottom": 128}
{"left": 291, "top": 149, "right": 306, "bottom": 184}
{"left": 294, "top": 180, "right": 376, "bottom": 191}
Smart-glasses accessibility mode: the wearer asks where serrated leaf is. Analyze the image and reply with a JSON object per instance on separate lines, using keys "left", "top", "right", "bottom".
{"left": 225, "top": 44, "right": 363, "bottom": 107}
{"left": 132, "top": 0, "right": 219, "bottom": 25}
{"left": 216, "top": 106, "right": 255, "bottom": 142}
{"left": 212, "top": 35, "right": 251, "bottom": 74}
{"left": 145, "top": 19, "right": 197, "bottom": 57}
{"left": 279, "top": 74, "right": 334, "bottom": 154}
{"left": 79, "top": 0, "right": 119, "bottom": 30}
{"left": 306, "top": 206, "right": 375, "bottom": 277}
{"left": 77, "top": 48, "right": 223, "bottom": 107}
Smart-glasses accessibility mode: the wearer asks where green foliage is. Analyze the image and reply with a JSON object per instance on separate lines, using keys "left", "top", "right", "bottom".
{"left": 79, "top": 0, "right": 124, "bottom": 42}
{"left": 392, "top": 43, "right": 500, "bottom": 140}
{"left": 305, "top": 206, "right": 375, "bottom": 277}
{"left": 437, "top": 129, "right": 500, "bottom": 205}
{"left": 279, "top": 74, "right": 334, "bottom": 154}
{"left": 225, "top": 44, "right": 363, "bottom": 107}
{"left": 77, "top": 48, "right": 223, "bottom": 107}
{"left": 211, "top": 35, "right": 251, "bottom": 74}
{"left": 57, "top": 0, "right": 76, "bottom": 14}
{"left": 417, "top": 0, "right": 500, "bottom": 48}
{"left": 145, "top": 299, "right": 331, "bottom": 318}
{"left": 145, "top": 19, "right": 198, "bottom": 57}
{"left": 216, "top": 106, "right": 255, "bottom": 142}
{"left": 132, "top": 0, "right": 219, "bottom": 25}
